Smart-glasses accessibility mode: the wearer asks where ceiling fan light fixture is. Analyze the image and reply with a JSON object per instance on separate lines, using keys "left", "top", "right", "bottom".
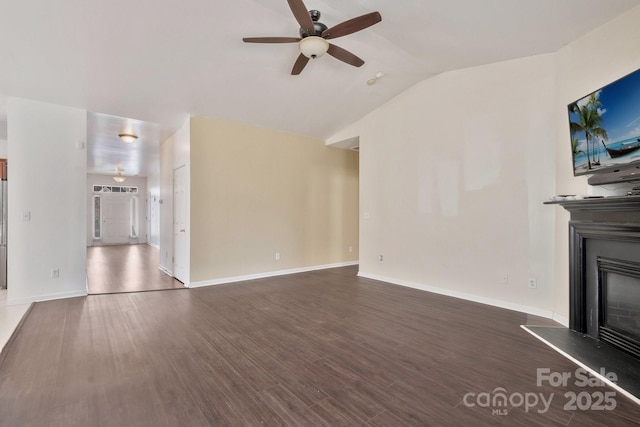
{"left": 118, "top": 133, "right": 138, "bottom": 144}
{"left": 299, "top": 36, "right": 329, "bottom": 59}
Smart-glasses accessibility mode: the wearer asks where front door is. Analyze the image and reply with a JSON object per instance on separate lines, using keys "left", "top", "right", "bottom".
{"left": 102, "top": 196, "right": 129, "bottom": 244}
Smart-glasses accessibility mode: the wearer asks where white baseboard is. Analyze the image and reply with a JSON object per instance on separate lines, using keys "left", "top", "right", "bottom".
{"left": 159, "top": 265, "right": 173, "bottom": 276}
{"left": 358, "top": 271, "right": 561, "bottom": 321}
{"left": 6, "top": 290, "right": 88, "bottom": 306}
{"left": 189, "top": 261, "right": 359, "bottom": 288}
{"left": 552, "top": 313, "right": 569, "bottom": 327}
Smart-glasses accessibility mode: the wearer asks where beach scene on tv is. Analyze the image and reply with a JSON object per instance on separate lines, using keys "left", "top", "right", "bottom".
{"left": 568, "top": 68, "right": 640, "bottom": 176}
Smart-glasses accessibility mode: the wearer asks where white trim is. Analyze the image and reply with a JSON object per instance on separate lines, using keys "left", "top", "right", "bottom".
{"left": 189, "top": 261, "right": 359, "bottom": 288}
{"left": 521, "top": 325, "right": 640, "bottom": 406}
{"left": 357, "top": 271, "right": 556, "bottom": 320}
{"left": 159, "top": 265, "right": 173, "bottom": 276}
{"left": 6, "top": 290, "right": 87, "bottom": 306}
{"left": 552, "top": 313, "right": 570, "bottom": 327}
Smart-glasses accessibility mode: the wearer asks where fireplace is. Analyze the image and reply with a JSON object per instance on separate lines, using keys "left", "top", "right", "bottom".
{"left": 529, "top": 196, "right": 640, "bottom": 401}
{"left": 558, "top": 195, "right": 640, "bottom": 360}
{"left": 598, "top": 257, "right": 640, "bottom": 358}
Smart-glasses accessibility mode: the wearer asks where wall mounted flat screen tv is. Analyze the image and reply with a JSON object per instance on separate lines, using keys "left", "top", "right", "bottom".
{"left": 568, "top": 68, "right": 640, "bottom": 177}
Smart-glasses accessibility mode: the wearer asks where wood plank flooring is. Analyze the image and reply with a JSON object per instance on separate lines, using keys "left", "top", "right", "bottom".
{"left": 1, "top": 266, "right": 640, "bottom": 426}
{"left": 87, "top": 244, "right": 184, "bottom": 294}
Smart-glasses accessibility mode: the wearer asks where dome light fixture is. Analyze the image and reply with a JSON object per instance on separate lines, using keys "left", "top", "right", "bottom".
{"left": 118, "top": 133, "right": 138, "bottom": 144}
{"left": 299, "top": 36, "right": 329, "bottom": 59}
{"left": 113, "top": 173, "right": 126, "bottom": 183}
{"left": 112, "top": 168, "right": 127, "bottom": 183}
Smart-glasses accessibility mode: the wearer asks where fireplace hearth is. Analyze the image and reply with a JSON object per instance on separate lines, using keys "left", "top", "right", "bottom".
{"left": 532, "top": 195, "right": 640, "bottom": 402}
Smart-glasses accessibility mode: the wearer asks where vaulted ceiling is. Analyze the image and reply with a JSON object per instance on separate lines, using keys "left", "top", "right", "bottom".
{"left": 1, "top": 0, "right": 639, "bottom": 176}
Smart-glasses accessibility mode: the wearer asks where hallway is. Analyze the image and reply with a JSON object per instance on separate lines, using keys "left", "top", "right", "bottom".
{"left": 87, "top": 244, "right": 185, "bottom": 294}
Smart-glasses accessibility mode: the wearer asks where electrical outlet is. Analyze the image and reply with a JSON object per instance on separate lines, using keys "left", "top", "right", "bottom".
{"left": 51, "top": 268, "right": 60, "bottom": 279}
{"left": 275, "top": 252, "right": 280, "bottom": 261}
{"left": 528, "top": 278, "right": 537, "bottom": 289}
{"left": 348, "top": 246, "right": 353, "bottom": 253}
{"left": 501, "top": 274, "right": 509, "bottom": 284}
{"left": 378, "top": 254, "right": 384, "bottom": 262}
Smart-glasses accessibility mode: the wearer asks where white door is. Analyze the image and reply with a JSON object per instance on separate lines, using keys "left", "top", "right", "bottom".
{"left": 173, "top": 166, "right": 187, "bottom": 283}
{"left": 146, "top": 192, "right": 151, "bottom": 243}
{"left": 102, "top": 196, "right": 129, "bottom": 244}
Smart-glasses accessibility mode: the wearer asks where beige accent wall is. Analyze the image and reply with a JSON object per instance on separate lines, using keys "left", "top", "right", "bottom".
{"left": 189, "top": 116, "right": 359, "bottom": 283}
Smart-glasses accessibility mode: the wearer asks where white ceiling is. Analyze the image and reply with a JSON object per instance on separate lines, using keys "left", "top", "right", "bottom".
{"left": 87, "top": 112, "right": 161, "bottom": 177}
{"left": 1, "top": 0, "right": 639, "bottom": 176}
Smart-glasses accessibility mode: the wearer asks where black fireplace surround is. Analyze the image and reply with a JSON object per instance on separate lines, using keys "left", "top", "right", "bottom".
{"left": 555, "top": 195, "right": 640, "bottom": 360}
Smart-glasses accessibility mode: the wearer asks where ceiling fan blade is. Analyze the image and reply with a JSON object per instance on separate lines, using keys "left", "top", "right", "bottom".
{"left": 243, "top": 37, "right": 301, "bottom": 43}
{"left": 287, "top": 0, "right": 315, "bottom": 36}
{"left": 321, "top": 11, "right": 382, "bottom": 39}
{"left": 327, "top": 44, "right": 364, "bottom": 67}
{"left": 291, "top": 53, "right": 310, "bottom": 75}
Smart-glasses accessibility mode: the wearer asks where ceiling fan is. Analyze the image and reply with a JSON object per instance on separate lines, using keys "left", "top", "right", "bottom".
{"left": 242, "top": 0, "right": 382, "bottom": 75}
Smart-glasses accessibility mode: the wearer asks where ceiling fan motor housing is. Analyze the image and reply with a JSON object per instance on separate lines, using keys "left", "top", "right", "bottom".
{"left": 241, "top": 2, "right": 382, "bottom": 75}
{"left": 299, "top": 10, "right": 328, "bottom": 37}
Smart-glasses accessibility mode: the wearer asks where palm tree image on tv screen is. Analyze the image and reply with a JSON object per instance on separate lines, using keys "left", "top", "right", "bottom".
{"left": 568, "top": 68, "right": 640, "bottom": 176}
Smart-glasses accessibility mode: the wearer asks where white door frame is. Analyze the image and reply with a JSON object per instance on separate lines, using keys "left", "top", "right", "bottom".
{"left": 173, "top": 166, "right": 188, "bottom": 283}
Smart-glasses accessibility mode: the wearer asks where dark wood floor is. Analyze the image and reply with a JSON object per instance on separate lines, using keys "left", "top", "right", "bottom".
{"left": 1, "top": 266, "right": 639, "bottom": 426}
{"left": 87, "top": 244, "right": 184, "bottom": 294}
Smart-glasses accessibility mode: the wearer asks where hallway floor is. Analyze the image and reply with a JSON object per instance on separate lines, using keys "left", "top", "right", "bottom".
{"left": 87, "top": 244, "right": 185, "bottom": 294}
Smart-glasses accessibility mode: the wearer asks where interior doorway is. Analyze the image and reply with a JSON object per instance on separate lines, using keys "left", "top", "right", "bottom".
{"left": 87, "top": 176, "right": 179, "bottom": 294}
{"left": 84, "top": 112, "right": 174, "bottom": 295}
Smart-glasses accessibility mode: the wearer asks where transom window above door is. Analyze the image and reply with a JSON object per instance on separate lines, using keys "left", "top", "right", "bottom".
{"left": 93, "top": 185, "right": 138, "bottom": 193}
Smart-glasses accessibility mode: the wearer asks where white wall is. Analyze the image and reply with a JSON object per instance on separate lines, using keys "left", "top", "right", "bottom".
{"left": 328, "top": 54, "right": 558, "bottom": 318}
{"left": 159, "top": 117, "right": 190, "bottom": 277}
{"left": 7, "top": 98, "right": 87, "bottom": 304}
{"left": 328, "top": 5, "right": 640, "bottom": 324}
{"left": 86, "top": 174, "right": 148, "bottom": 247}
{"left": 552, "top": 6, "right": 640, "bottom": 320}
{"left": 0, "top": 140, "right": 7, "bottom": 158}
